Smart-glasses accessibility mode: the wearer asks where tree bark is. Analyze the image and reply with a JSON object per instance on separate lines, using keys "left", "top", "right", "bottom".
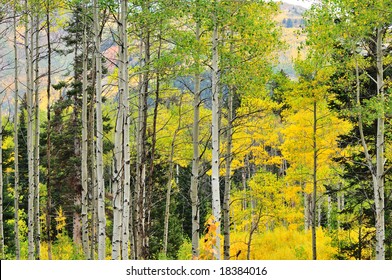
{"left": 163, "top": 96, "right": 182, "bottom": 257}
{"left": 355, "top": 38, "right": 385, "bottom": 259}
{"left": 80, "top": 0, "right": 89, "bottom": 259}
{"left": 89, "top": 55, "right": 97, "bottom": 259}
{"left": 223, "top": 85, "right": 233, "bottom": 260}
{"left": 211, "top": 0, "right": 221, "bottom": 260}
{"left": 112, "top": 1, "right": 124, "bottom": 259}
{"left": 33, "top": 12, "right": 41, "bottom": 259}
{"left": 135, "top": 6, "right": 150, "bottom": 258}
{"left": 45, "top": 0, "right": 52, "bottom": 259}
{"left": 120, "top": 0, "right": 130, "bottom": 260}
{"left": 13, "top": 1, "right": 20, "bottom": 259}
{"left": 312, "top": 100, "right": 317, "bottom": 260}
{"left": 94, "top": 0, "right": 106, "bottom": 260}
{"left": 190, "top": 17, "right": 201, "bottom": 259}
{"left": 25, "top": 0, "right": 35, "bottom": 259}
{"left": 374, "top": 26, "right": 385, "bottom": 260}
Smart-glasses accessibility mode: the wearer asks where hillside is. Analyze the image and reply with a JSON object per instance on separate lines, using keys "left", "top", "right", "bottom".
{"left": 277, "top": 2, "right": 308, "bottom": 77}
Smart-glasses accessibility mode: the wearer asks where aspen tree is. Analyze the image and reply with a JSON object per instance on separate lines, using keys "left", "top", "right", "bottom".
{"left": 25, "top": 0, "right": 35, "bottom": 259}
{"left": 112, "top": 0, "right": 125, "bottom": 260}
{"left": 93, "top": 0, "right": 106, "bottom": 260}
{"left": 33, "top": 10, "right": 40, "bottom": 259}
{"left": 163, "top": 96, "right": 183, "bottom": 257}
{"left": 121, "top": 0, "right": 131, "bottom": 260}
{"left": 211, "top": 0, "right": 221, "bottom": 260}
{"left": 191, "top": 7, "right": 201, "bottom": 259}
{"left": 135, "top": 0, "right": 150, "bottom": 259}
{"left": 13, "top": 0, "right": 20, "bottom": 259}
{"left": 81, "top": 0, "right": 89, "bottom": 259}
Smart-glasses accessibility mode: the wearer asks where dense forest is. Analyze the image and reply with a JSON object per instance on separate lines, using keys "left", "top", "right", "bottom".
{"left": 0, "top": 0, "right": 391, "bottom": 260}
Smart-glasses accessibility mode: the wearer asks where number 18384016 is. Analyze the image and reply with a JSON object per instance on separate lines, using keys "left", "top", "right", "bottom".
{"left": 219, "top": 266, "right": 267, "bottom": 276}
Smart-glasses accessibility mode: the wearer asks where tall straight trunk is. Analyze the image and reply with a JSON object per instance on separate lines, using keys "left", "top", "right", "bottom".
{"left": 89, "top": 52, "right": 97, "bottom": 259}
{"left": 121, "top": 0, "right": 130, "bottom": 260}
{"left": 374, "top": 27, "right": 385, "bottom": 260}
{"left": 163, "top": 97, "right": 181, "bottom": 256}
{"left": 190, "top": 19, "right": 201, "bottom": 260}
{"left": 80, "top": 1, "right": 89, "bottom": 259}
{"left": 223, "top": 86, "right": 233, "bottom": 260}
{"left": 355, "top": 31, "right": 385, "bottom": 258}
{"left": 13, "top": 2, "right": 20, "bottom": 259}
{"left": 0, "top": 93, "right": 3, "bottom": 259}
{"left": 90, "top": 94, "right": 97, "bottom": 260}
{"left": 327, "top": 195, "right": 332, "bottom": 230}
{"left": 134, "top": 34, "right": 143, "bottom": 259}
{"left": 33, "top": 13, "right": 41, "bottom": 259}
{"left": 45, "top": 0, "right": 52, "bottom": 259}
{"left": 81, "top": 1, "right": 90, "bottom": 259}
{"left": 94, "top": 0, "right": 106, "bottom": 260}
{"left": 304, "top": 191, "right": 311, "bottom": 231}
{"left": 211, "top": 0, "right": 221, "bottom": 260}
{"left": 135, "top": 15, "right": 149, "bottom": 259}
{"left": 112, "top": 4, "right": 124, "bottom": 259}
{"left": 25, "top": 0, "right": 35, "bottom": 259}
{"left": 312, "top": 100, "right": 317, "bottom": 260}
{"left": 162, "top": 134, "right": 177, "bottom": 257}
{"left": 146, "top": 26, "right": 162, "bottom": 260}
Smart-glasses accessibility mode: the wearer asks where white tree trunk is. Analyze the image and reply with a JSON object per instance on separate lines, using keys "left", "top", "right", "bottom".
{"left": 81, "top": 0, "right": 90, "bottom": 259}
{"left": 191, "top": 19, "right": 201, "bottom": 260}
{"left": 94, "top": 0, "right": 106, "bottom": 260}
{"left": 374, "top": 27, "right": 385, "bottom": 260}
{"left": 25, "top": 0, "right": 35, "bottom": 259}
{"left": 120, "top": 0, "right": 131, "bottom": 260}
{"left": 112, "top": 9, "right": 124, "bottom": 259}
{"left": 355, "top": 30, "right": 385, "bottom": 259}
{"left": 13, "top": 2, "right": 20, "bottom": 259}
{"left": 211, "top": 0, "right": 221, "bottom": 260}
{"left": 33, "top": 13, "right": 41, "bottom": 259}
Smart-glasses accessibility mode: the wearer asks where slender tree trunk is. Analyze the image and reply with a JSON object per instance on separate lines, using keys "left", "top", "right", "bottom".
{"left": 94, "top": 0, "right": 106, "bottom": 260}
{"left": 162, "top": 135, "right": 176, "bottom": 257}
{"left": 135, "top": 14, "right": 149, "bottom": 259}
{"left": 33, "top": 13, "right": 41, "bottom": 259}
{"left": 246, "top": 206, "right": 262, "bottom": 260}
{"left": 13, "top": 2, "right": 20, "bottom": 259}
{"left": 327, "top": 195, "right": 331, "bottom": 230}
{"left": 25, "top": 0, "right": 35, "bottom": 259}
{"left": 190, "top": 18, "right": 201, "bottom": 260}
{"left": 89, "top": 54, "right": 97, "bottom": 259}
{"left": 223, "top": 85, "right": 233, "bottom": 260}
{"left": 211, "top": 0, "right": 221, "bottom": 260}
{"left": 146, "top": 25, "right": 162, "bottom": 260}
{"left": 80, "top": 1, "right": 90, "bottom": 259}
{"left": 45, "top": 0, "right": 52, "bottom": 260}
{"left": 304, "top": 191, "right": 311, "bottom": 231}
{"left": 112, "top": 2, "right": 124, "bottom": 259}
{"left": 121, "top": 0, "right": 131, "bottom": 260}
{"left": 163, "top": 97, "right": 181, "bottom": 257}
{"left": 374, "top": 27, "right": 385, "bottom": 260}
{"left": 355, "top": 44, "right": 385, "bottom": 259}
{"left": 312, "top": 100, "right": 317, "bottom": 260}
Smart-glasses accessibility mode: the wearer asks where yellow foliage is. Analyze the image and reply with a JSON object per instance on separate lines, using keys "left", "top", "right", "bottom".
{"left": 230, "top": 227, "right": 337, "bottom": 260}
{"left": 199, "top": 216, "right": 221, "bottom": 260}
{"left": 55, "top": 207, "right": 66, "bottom": 236}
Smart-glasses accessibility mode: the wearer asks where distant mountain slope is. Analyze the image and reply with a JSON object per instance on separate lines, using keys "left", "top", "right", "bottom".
{"left": 276, "top": 2, "right": 308, "bottom": 78}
